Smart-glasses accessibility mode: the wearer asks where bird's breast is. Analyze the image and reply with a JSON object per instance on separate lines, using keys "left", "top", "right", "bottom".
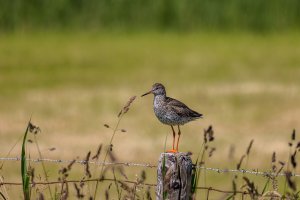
{"left": 153, "top": 103, "right": 180, "bottom": 125}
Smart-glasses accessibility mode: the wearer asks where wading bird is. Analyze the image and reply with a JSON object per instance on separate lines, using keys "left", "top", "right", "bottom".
{"left": 141, "top": 83, "right": 203, "bottom": 153}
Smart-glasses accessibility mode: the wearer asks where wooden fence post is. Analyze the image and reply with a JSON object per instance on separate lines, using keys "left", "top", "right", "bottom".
{"left": 156, "top": 152, "right": 193, "bottom": 200}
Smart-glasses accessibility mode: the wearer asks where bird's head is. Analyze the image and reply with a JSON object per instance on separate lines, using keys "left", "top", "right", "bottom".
{"left": 141, "top": 83, "right": 166, "bottom": 97}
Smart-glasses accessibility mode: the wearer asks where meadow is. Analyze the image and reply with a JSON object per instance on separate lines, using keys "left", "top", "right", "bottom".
{"left": 0, "top": 31, "right": 300, "bottom": 199}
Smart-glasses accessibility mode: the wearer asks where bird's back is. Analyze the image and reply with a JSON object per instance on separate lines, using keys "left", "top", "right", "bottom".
{"left": 154, "top": 95, "right": 202, "bottom": 125}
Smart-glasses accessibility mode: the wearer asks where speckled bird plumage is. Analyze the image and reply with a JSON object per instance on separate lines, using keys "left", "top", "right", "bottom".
{"left": 141, "top": 83, "right": 203, "bottom": 152}
{"left": 151, "top": 83, "right": 202, "bottom": 125}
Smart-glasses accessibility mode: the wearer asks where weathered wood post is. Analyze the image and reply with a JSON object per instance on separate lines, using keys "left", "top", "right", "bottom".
{"left": 157, "top": 152, "right": 193, "bottom": 200}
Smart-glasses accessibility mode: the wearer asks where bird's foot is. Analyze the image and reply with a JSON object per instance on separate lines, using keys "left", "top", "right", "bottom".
{"left": 166, "top": 149, "right": 178, "bottom": 153}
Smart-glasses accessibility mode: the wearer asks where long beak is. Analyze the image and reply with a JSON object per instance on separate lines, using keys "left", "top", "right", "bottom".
{"left": 141, "top": 90, "right": 152, "bottom": 97}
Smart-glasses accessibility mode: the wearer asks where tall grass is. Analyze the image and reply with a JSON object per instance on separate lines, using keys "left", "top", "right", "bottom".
{"left": 21, "top": 121, "right": 31, "bottom": 200}
{"left": 2, "top": 119, "right": 299, "bottom": 199}
{"left": 0, "top": 0, "right": 299, "bottom": 32}
{"left": 93, "top": 95, "right": 136, "bottom": 199}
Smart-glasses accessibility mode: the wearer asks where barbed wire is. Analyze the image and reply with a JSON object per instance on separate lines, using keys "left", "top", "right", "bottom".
{"left": 0, "top": 157, "right": 292, "bottom": 199}
{"left": 0, "top": 157, "right": 156, "bottom": 168}
{"left": 1, "top": 157, "right": 299, "bottom": 177}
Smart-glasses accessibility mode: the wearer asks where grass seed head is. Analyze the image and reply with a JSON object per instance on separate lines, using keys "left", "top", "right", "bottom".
{"left": 48, "top": 147, "right": 56, "bottom": 151}
{"left": 204, "top": 125, "right": 214, "bottom": 143}
{"left": 209, "top": 147, "right": 216, "bottom": 157}
{"left": 272, "top": 152, "right": 276, "bottom": 163}
{"left": 84, "top": 151, "right": 92, "bottom": 178}
{"left": 292, "top": 129, "right": 296, "bottom": 141}
{"left": 246, "top": 139, "right": 254, "bottom": 155}
{"left": 118, "top": 95, "right": 136, "bottom": 117}
{"left": 291, "top": 151, "right": 297, "bottom": 168}
{"left": 28, "top": 122, "right": 41, "bottom": 134}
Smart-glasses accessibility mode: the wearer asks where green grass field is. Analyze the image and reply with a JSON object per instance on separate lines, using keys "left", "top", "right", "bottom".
{"left": 1, "top": 31, "right": 300, "bottom": 199}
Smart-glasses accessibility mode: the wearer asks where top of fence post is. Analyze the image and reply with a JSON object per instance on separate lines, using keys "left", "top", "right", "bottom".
{"left": 156, "top": 152, "right": 193, "bottom": 200}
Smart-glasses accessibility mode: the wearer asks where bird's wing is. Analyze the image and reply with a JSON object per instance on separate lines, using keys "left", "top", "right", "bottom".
{"left": 165, "top": 97, "right": 202, "bottom": 118}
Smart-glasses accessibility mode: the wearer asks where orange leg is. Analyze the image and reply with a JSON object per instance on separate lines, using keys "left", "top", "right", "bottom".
{"left": 176, "top": 125, "right": 181, "bottom": 151}
{"left": 166, "top": 126, "right": 177, "bottom": 153}
{"left": 171, "top": 126, "right": 175, "bottom": 150}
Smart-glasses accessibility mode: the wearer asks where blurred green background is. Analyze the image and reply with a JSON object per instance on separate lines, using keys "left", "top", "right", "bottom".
{"left": 1, "top": 0, "right": 300, "bottom": 199}
{"left": 1, "top": 0, "right": 300, "bottom": 32}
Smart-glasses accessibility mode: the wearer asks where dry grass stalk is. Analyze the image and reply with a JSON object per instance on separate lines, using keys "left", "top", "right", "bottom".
{"left": 146, "top": 186, "right": 153, "bottom": 200}
{"left": 94, "top": 96, "right": 136, "bottom": 199}
{"left": 118, "top": 96, "right": 136, "bottom": 117}
{"left": 237, "top": 155, "right": 245, "bottom": 170}
{"left": 292, "top": 129, "right": 296, "bottom": 141}
{"left": 0, "top": 176, "right": 9, "bottom": 200}
{"left": 118, "top": 180, "right": 133, "bottom": 194}
{"left": 138, "top": 170, "right": 146, "bottom": 184}
{"left": 276, "top": 161, "right": 285, "bottom": 177}
{"left": 192, "top": 126, "right": 216, "bottom": 199}
{"left": 291, "top": 151, "right": 297, "bottom": 168}
{"left": 208, "top": 147, "right": 216, "bottom": 157}
{"left": 108, "top": 149, "right": 127, "bottom": 180}
{"left": 84, "top": 151, "right": 92, "bottom": 178}
{"left": 271, "top": 152, "right": 279, "bottom": 193}
{"left": 67, "top": 159, "right": 76, "bottom": 171}
{"left": 74, "top": 183, "right": 84, "bottom": 199}
{"left": 28, "top": 122, "right": 53, "bottom": 199}
{"left": 92, "top": 144, "right": 103, "bottom": 160}
{"left": 283, "top": 129, "right": 299, "bottom": 196}
{"left": 246, "top": 140, "right": 254, "bottom": 156}
{"left": 37, "top": 193, "right": 45, "bottom": 200}
{"left": 29, "top": 166, "right": 35, "bottom": 188}
{"left": 105, "top": 183, "right": 112, "bottom": 200}
{"left": 243, "top": 176, "right": 259, "bottom": 199}
{"left": 285, "top": 171, "right": 296, "bottom": 191}
{"left": 59, "top": 180, "right": 69, "bottom": 199}
{"left": 58, "top": 157, "right": 75, "bottom": 199}
{"left": 204, "top": 125, "right": 214, "bottom": 143}
{"left": 232, "top": 178, "right": 237, "bottom": 196}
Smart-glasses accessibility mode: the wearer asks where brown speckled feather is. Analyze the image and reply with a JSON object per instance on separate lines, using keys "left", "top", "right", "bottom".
{"left": 142, "top": 82, "right": 203, "bottom": 126}
{"left": 165, "top": 97, "right": 203, "bottom": 118}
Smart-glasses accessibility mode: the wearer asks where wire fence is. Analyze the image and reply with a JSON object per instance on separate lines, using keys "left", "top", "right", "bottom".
{"left": 0, "top": 178, "right": 252, "bottom": 197}
{"left": 1, "top": 157, "right": 299, "bottom": 177}
{"left": 0, "top": 178, "right": 252, "bottom": 195}
{"left": 0, "top": 156, "right": 296, "bottom": 199}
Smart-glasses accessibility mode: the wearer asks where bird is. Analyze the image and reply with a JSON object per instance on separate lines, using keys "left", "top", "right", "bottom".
{"left": 141, "top": 83, "right": 203, "bottom": 153}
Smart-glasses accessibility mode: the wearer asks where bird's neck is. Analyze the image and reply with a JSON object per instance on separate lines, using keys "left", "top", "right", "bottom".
{"left": 154, "top": 94, "right": 166, "bottom": 103}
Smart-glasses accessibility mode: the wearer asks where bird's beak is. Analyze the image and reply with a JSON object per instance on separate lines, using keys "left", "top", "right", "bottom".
{"left": 141, "top": 90, "right": 152, "bottom": 97}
